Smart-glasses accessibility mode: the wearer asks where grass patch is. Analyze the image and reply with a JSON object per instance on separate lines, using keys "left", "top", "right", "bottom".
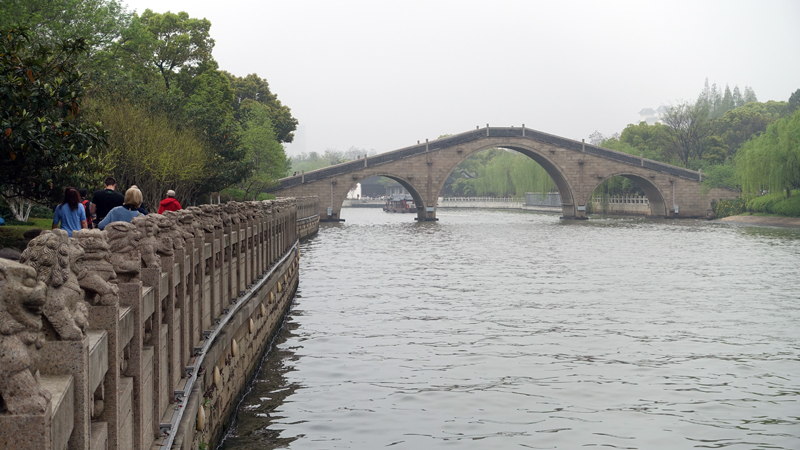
{"left": 0, "top": 218, "right": 51, "bottom": 250}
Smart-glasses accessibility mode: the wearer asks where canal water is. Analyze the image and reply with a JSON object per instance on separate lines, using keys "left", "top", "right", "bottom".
{"left": 221, "top": 209, "right": 800, "bottom": 449}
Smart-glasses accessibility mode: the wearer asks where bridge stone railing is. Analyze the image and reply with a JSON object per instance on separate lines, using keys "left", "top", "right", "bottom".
{"left": 0, "top": 196, "right": 319, "bottom": 450}
{"left": 271, "top": 127, "right": 702, "bottom": 191}
{"left": 591, "top": 195, "right": 651, "bottom": 214}
{"left": 440, "top": 197, "right": 525, "bottom": 203}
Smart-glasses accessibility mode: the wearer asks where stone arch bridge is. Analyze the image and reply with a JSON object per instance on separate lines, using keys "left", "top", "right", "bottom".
{"left": 269, "top": 126, "right": 738, "bottom": 221}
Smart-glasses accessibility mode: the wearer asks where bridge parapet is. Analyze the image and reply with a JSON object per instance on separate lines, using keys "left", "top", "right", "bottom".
{"left": 0, "top": 196, "right": 318, "bottom": 450}
{"left": 271, "top": 127, "right": 702, "bottom": 192}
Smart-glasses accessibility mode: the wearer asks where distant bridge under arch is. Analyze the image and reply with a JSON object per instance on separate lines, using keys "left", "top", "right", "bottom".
{"left": 268, "top": 126, "right": 738, "bottom": 221}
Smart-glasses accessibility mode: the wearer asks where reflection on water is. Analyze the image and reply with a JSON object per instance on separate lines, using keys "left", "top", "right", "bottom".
{"left": 221, "top": 209, "right": 800, "bottom": 449}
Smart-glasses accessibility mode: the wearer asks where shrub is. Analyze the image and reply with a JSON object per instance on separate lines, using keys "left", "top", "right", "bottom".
{"left": 712, "top": 197, "right": 746, "bottom": 218}
{"left": 30, "top": 204, "right": 54, "bottom": 219}
{"left": 747, "top": 192, "right": 783, "bottom": 213}
{"left": 746, "top": 190, "right": 800, "bottom": 214}
{"left": 772, "top": 195, "right": 800, "bottom": 217}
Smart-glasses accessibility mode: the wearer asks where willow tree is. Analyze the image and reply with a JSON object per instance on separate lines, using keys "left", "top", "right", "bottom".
{"left": 736, "top": 110, "right": 800, "bottom": 198}
{"left": 472, "top": 150, "right": 555, "bottom": 197}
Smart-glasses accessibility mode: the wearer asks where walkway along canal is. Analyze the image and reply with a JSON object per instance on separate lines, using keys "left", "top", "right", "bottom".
{"left": 0, "top": 197, "right": 319, "bottom": 450}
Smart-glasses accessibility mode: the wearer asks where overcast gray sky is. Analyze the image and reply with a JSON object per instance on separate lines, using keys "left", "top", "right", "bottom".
{"left": 122, "top": 0, "right": 800, "bottom": 156}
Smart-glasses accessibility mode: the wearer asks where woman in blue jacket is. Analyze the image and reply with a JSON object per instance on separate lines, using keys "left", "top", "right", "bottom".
{"left": 98, "top": 187, "right": 142, "bottom": 230}
{"left": 52, "top": 187, "right": 87, "bottom": 236}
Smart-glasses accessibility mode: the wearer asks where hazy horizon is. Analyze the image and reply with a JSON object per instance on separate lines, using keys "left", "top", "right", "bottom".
{"left": 121, "top": 0, "right": 800, "bottom": 156}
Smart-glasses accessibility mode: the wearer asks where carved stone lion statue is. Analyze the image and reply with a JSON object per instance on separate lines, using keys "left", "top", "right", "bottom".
{"left": 149, "top": 215, "right": 174, "bottom": 258}
{"left": 173, "top": 210, "right": 198, "bottom": 241}
{"left": 223, "top": 202, "right": 240, "bottom": 225}
{"left": 0, "top": 259, "right": 51, "bottom": 414}
{"left": 199, "top": 204, "right": 221, "bottom": 231}
{"left": 72, "top": 230, "right": 119, "bottom": 306}
{"left": 104, "top": 222, "right": 142, "bottom": 283}
{"left": 189, "top": 206, "right": 212, "bottom": 235}
{"left": 159, "top": 212, "right": 185, "bottom": 251}
{"left": 19, "top": 231, "right": 87, "bottom": 341}
{"left": 132, "top": 215, "right": 160, "bottom": 270}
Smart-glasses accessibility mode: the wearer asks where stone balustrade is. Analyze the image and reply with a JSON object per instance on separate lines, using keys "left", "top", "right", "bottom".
{"left": 440, "top": 197, "right": 526, "bottom": 203}
{"left": 0, "top": 196, "right": 319, "bottom": 450}
{"left": 591, "top": 195, "right": 651, "bottom": 214}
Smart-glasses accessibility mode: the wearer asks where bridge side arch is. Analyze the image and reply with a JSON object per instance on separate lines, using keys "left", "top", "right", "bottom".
{"left": 585, "top": 172, "right": 670, "bottom": 217}
{"left": 434, "top": 142, "right": 577, "bottom": 218}
{"left": 336, "top": 172, "right": 427, "bottom": 220}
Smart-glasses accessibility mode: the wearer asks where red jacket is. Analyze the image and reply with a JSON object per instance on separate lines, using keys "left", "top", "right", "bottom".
{"left": 157, "top": 197, "right": 182, "bottom": 214}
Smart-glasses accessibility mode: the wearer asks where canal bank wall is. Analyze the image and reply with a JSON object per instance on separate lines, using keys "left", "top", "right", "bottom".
{"left": 0, "top": 197, "right": 319, "bottom": 450}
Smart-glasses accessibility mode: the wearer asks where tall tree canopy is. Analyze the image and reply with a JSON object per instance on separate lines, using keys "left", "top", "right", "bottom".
{"left": 225, "top": 72, "right": 298, "bottom": 143}
{"left": 1, "top": 27, "right": 107, "bottom": 205}
{"left": 116, "top": 10, "right": 214, "bottom": 90}
{"left": 0, "top": 0, "right": 130, "bottom": 53}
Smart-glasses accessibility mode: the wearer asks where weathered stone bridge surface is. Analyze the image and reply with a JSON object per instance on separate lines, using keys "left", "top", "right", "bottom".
{"left": 270, "top": 127, "right": 739, "bottom": 220}
{"left": 0, "top": 197, "right": 319, "bottom": 450}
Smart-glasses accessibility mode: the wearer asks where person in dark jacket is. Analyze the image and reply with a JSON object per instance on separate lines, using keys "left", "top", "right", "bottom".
{"left": 158, "top": 190, "right": 182, "bottom": 214}
{"left": 91, "top": 176, "right": 124, "bottom": 226}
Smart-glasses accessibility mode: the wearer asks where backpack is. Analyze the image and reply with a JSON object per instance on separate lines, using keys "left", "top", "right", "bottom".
{"left": 82, "top": 199, "right": 93, "bottom": 229}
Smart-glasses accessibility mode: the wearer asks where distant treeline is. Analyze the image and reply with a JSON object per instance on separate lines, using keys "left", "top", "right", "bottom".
{"left": 592, "top": 81, "right": 799, "bottom": 202}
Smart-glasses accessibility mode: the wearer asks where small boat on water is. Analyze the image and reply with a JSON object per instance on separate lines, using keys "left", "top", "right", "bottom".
{"left": 383, "top": 194, "right": 416, "bottom": 213}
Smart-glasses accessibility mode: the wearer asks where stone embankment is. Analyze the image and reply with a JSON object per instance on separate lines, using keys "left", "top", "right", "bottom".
{"left": 0, "top": 196, "right": 319, "bottom": 450}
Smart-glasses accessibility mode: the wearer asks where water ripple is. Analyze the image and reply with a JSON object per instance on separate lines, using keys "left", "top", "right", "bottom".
{"left": 221, "top": 210, "right": 800, "bottom": 450}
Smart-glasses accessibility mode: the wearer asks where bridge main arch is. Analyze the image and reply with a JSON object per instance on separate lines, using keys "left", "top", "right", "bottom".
{"left": 435, "top": 142, "right": 576, "bottom": 218}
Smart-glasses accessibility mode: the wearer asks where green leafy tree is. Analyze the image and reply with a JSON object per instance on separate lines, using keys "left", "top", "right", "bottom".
{"left": 179, "top": 64, "right": 249, "bottom": 192}
{"left": 237, "top": 102, "right": 290, "bottom": 199}
{"left": 0, "top": 0, "right": 130, "bottom": 55}
{"left": 323, "top": 149, "right": 347, "bottom": 165}
{"left": 788, "top": 89, "right": 800, "bottom": 114}
{"left": 445, "top": 149, "right": 555, "bottom": 197}
{"left": 616, "top": 122, "right": 672, "bottom": 161}
{"left": 732, "top": 86, "right": 744, "bottom": 108}
{"left": 290, "top": 152, "right": 330, "bottom": 174}
{"left": 743, "top": 86, "right": 758, "bottom": 103}
{"left": 701, "top": 160, "right": 739, "bottom": 192}
{"left": 661, "top": 102, "right": 711, "bottom": 166}
{"left": 1, "top": 27, "right": 107, "bottom": 220}
{"left": 736, "top": 110, "right": 800, "bottom": 199}
{"left": 116, "top": 10, "right": 214, "bottom": 90}
{"left": 225, "top": 72, "right": 298, "bottom": 143}
{"left": 711, "top": 101, "right": 787, "bottom": 157}
{"left": 699, "top": 135, "right": 726, "bottom": 164}
{"left": 84, "top": 96, "right": 212, "bottom": 209}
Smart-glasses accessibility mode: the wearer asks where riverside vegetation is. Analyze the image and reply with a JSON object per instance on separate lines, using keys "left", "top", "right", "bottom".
{"left": 1, "top": 1, "right": 296, "bottom": 223}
